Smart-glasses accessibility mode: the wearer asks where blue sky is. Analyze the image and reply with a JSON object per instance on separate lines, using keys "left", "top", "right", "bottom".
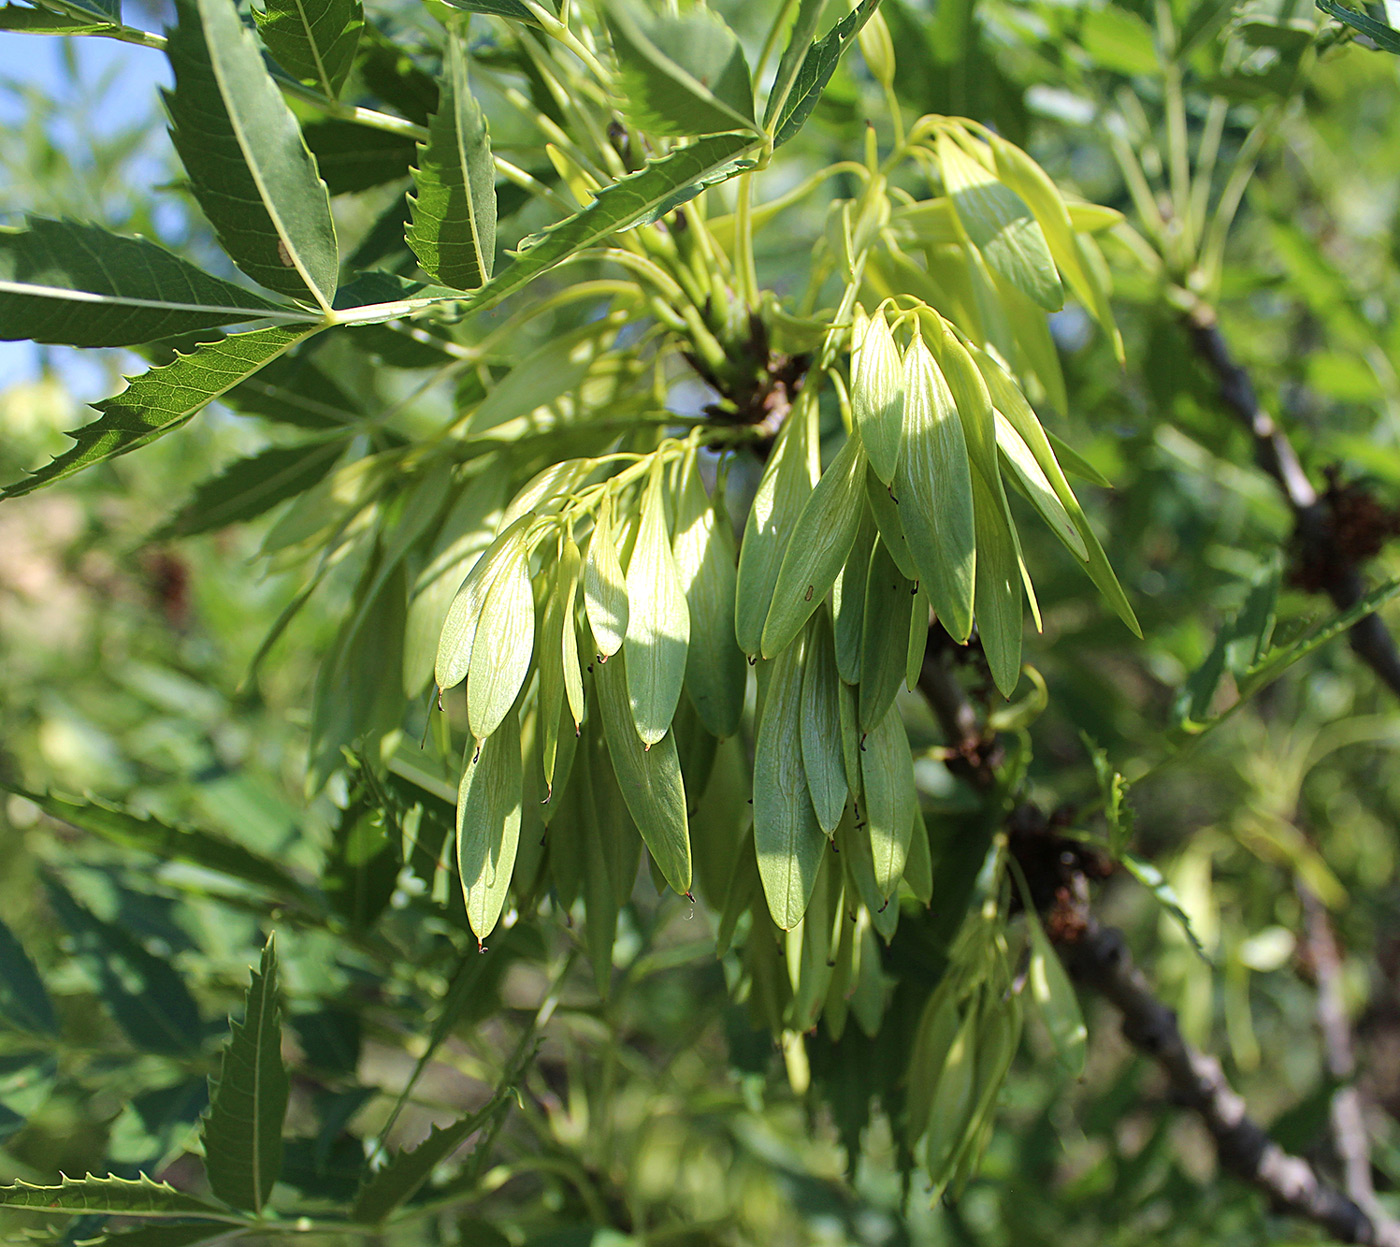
{"left": 0, "top": 29, "right": 171, "bottom": 396}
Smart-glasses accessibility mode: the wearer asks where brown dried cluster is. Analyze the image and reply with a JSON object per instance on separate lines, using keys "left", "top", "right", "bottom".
{"left": 1290, "top": 467, "right": 1400, "bottom": 595}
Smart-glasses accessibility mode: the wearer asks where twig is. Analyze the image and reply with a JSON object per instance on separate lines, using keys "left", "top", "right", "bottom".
{"left": 1060, "top": 910, "right": 1400, "bottom": 1247}
{"left": 1185, "top": 301, "right": 1400, "bottom": 700}
{"left": 1301, "top": 886, "right": 1380, "bottom": 1212}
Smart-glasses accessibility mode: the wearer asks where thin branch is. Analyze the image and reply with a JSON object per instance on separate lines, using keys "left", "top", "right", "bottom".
{"left": 1184, "top": 300, "right": 1400, "bottom": 700}
{"left": 1301, "top": 886, "right": 1380, "bottom": 1213}
{"left": 1060, "top": 910, "right": 1400, "bottom": 1247}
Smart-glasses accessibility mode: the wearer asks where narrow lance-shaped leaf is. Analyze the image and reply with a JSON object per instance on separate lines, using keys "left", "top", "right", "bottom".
{"left": 0, "top": 1175, "right": 230, "bottom": 1220}
{"left": 994, "top": 411, "right": 1085, "bottom": 559}
{"left": 626, "top": 460, "right": 690, "bottom": 747}
{"left": 585, "top": 494, "right": 629, "bottom": 659}
{"left": 754, "top": 633, "right": 827, "bottom": 929}
{"left": 201, "top": 937, "right": 289, "bottom": 1215}
{"left": 165, "top": 0, "right": 339, "bottom": 307}
{"left": 560, "top": 538, "right": 586, "bottom": 731}
{"left": 2, "top": 325, "right": 320, "bottom": 500}
{"left": 801, "top": 614, "right": 848, "bottom": 835}
{"left": 971, "top": 471, "right": 1024, "bottom": 698}
{"left": 762, "top": 0, "right": 825, "bottom": 130}
{"left": 596, "top": 649, "right": 692, "bottom": 894}
{"left": 850, "top": 307, "right": 903, "bottom": 484}
{"left": 435, "top": 514, "right": 532, "bottom": 692}
{"left": 407, "top": 33, "right": 496, "bottom": 290}
{"left": 736, "top": 393, "right": 817, "bottom": 654}
{"left": 457, "top": 707, "right": 523, "bottom": 942}
{"left": 938, "top": 129, "right": 1062, "bottom": 312}
{"left": 466, "top": 541, "right": 535, "bottom": 741}
{"left": 771, "top": 0, "right": 886, "bottom": 147}
{"left": 466, "top": 131, "right": 761, "bottom": 315}
{"left": 858, "top": 536, "right": 914, "bottom": 731}
{"left": 763, "top": 431, "right": 867, "bottom": 657}
{"left": 1026, "top": 903, "right": 1086, "bottom": 1075}
{"left": 0, "top": 218, "right": 300, "bottom": 348}
{"left": 255, "top": 0, "right": 362, "bottom": 99}
{"left": 861, "top": 704, "right": 916, "bottom": 895}
{"left": 606, "top": 0, "right": 757, "bottom": 137}
{"left": 672, "top": 454, "right": 746, "bottom": 738}
{"left": 895, "top": 333, "right": 975, "bottom": 642}
{"left": 439, "top": 0, "right": 556, "bottom": 20}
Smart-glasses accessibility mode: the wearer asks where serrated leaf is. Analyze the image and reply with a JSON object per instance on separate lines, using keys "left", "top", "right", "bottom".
{"left": 9, "top": 786, "right": 312, "bottom": 905}
{"left": 0, "top": 5, "right": 114, "bottom": 31}
{"left": 255, "top": 0, "right": 362, "bottom": 98}
{"left": 763, "top": 433, "right": 866, "bottom": 658}
{"left": 407, "top": 35, "right": 496, "bottom": 290}
{"left": 754, "top": 634, "right": 826, "bottom": 929}
{"left": 895, "top": 333, "right": 975, "bottom": 643}
{"left": 202, "top": 939, "right": 287, "bottom": 1215}
{"left": 43, "top": 878, "right": 203, "bottom": 1057}
{"left": 596, "top": 648, "right": 691, "bottom": 894}
{"left": 1316, "top": 0, "right": 1400, "bottom": 51}
{"left": 0, "top": 1176, "right": 229, "bottom": 1219}
{"left": 165, "top": 0, "right": 339, "bottom": 307}
{"left": 350, "top": 1071, "right": 519, "bottom": 1223}
{"left": 861, "top": 704, "right": 916, "bottom": 895}
{"left": 457, "top": 707, "right": 523, "bottom": 942}
{"left": 971, "top": 471, "right": 1023, "bottom": 698}
{"left": 585, "top": 494, "right": 629, "bottom": 659}
{"left": 466, "top": 543, "right": 535, "bottom": 741}
{"left": 771, "top": 0, "right": 885, "bottom": 147}
{"left": 800, "top": 614, "right": 848, "bottom": 834}
{"left": 440, "top": 0, "right": 554, "bottom": 19}
{"left": 672, "top": 455, "right": 745, "bottom": 738}
{"left": 436, "top": 514, "right": 532, "bottom": 692}
{"left": 0, "top": 218, "right": 298, "bottom": 348}
{"left": 850, "top": 309, "right": 903, "bottom": 484}
{"left": 1121, "top": 853, "right": 1210, "bottom": 960}
{"left": 606, "top": 0, "right": 756, "bottom": 137}
{"left": 470, "top": 131, "right": 760, "bottom": 314}
{"left": 938, "top": 130, "right": 1062, "bottom": 313}
{"left": 624, "top": 461, "right": 690, "bottom": 746}
{"left": 324, "top": 794, "right": 399, "bottom": 931}
{"left": 736, "top": 395, "right": 817, "bottom": 654}
{"left": 3, "top": 325, "right": 318, "bottom": 500}
{"left": 157, "top": 439, "right": 346, "bottom": 539}
{"left": 762, "top": 0, "right": 825, "bottom": 130}
{"left": 0, "top": 918, "right": 56, "bottom": 1037}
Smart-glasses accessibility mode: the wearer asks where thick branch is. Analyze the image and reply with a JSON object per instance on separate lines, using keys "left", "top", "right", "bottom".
{"left": 1061, "top": 913, "right": 1400, "bottom": 1247}
{"left": 1185, "top": 302, "right": 1400, "bottom": 700}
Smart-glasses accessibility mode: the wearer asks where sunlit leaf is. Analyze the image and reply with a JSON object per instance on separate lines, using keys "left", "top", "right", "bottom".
{"left": 457, "top": 707, "right": 523, "bottom": 941}
{"left": 255, "top": 0, "right": 362, "bottom": 98}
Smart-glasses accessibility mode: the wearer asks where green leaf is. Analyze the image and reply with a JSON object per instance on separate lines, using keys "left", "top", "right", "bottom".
{"left": 605, "top": 0, "right": 756, "bottom": 137}
{"left": 585, "top": 494, "right": 630, "bottom": 659}
{"left": 157, "top": 439, "right": 346, "bottom": 538}
{"left": 20, "top": 787, "right": 312, "bottom": 916}
{"left": 626, "top": 460, "right": 690, "bottom": 747}
{"left": 471, "top": 130, "right": 761, "bottom": 315}
{"left": 324, "top": 793, "right": 400, "bottom": 931}
{"left": 0, "top": 218, "right": 296, "bottom": 348}
{"left": 407, "top": 34, "right": 497, "bottom": 290}
{"left": 466, "top": 539, "right": 535, "bottom": 742}
{"left": 165, "top": 0, "right": 339, "bottom": 307}
{"left": 763, "top": 432, "right": 866, "bottom": 658}
{"left": 38, "top": 0, "right": 119, "bottom": 21}
{"left": 2, "top": 325, "right": 319, "bottom": 500}
{"left": 762, "top": 0, "right": 825, "bottom": 130}
{"left": 1121, "top": 853, "right": 1210, "bottom": 961}
{"left": 436, "top": 514, "right": 532, "bottom": 693}
{"left": 971, "top": 471, "right": 1023, "bottom": 698}
{"left": 851, "top": 308, "right": 904, "bottom": 485}
{"left": 995, "top": 412, "right": 1086, "bottom": 559}
{"left": 771, "top": 0, "right": 885, "bottom": 148}
{"left": 1024, "top": 903, "right": 1086, "bottom": 1075}
{"left": 801, "top": 614, "right": 848, "bottom": 835}
{"left": 1316, "top": 0, "right": 1400, "bottom": 52}
{"left": 894, "top": 333, "right": 974, "bottom": 643}
{"left": 457, "top": 708, "right": 524, "bottom": 943}
{"left": 255, "top": 0, "right": 362, "bottom": 98}
{"left": 82, "top": 1224, "right": 234, "bottom": 1247}
{"left": 440, "top": 0, "right": 554, "bottom": 20}
{"left": 861, "top": 704, "right": 916, "bottom": 895}
{"left": 350, "top": 1076, "right": 518, "bottom": 1223}
{"left": 43, "top": 878, "right": 203, "bottom": 1056}
{"left": 857, "top": 536, "right": 914, "bottom": 732}
{"left": 938, "top": 130, "right": 1063, "bottom": 313}
{"left": 754, "top": 634, "right": 826, "bottom": 929}
{"left": 596, "top": 648, "right": 692, "bottom": 894}
{"left": 0, "top": 917, "right": 57, "bottom": 1037}
{"left": 832, "top": 504, "right": 875, "bottom": 684}
{"left": 0, "top": 5, "right": 115, "bottom": 31}
{"left": 736, "top": 394, "right": 817, "bottom": 654}
{"left": 672, "top": 454, "right": 746, "bottom": 738}
{"left": 1083, "top": 733, "right": 1134, "bottom": 859}
{"left": 223, "top": 345, "right": 366, "bottom": 428}
{"left": 0, "top": 1175, "right": 230, "bottom": 1219}
{"left": 302, "top": 120, "right": 418, "bottom": 195}
{"left": 202, "top": 936, "right": 289, "bottom": 1215}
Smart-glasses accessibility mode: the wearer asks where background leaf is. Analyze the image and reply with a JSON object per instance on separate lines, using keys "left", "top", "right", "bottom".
{"left": 771, "top": 0, "right": 885, "bottom": 147}
{"left": 201, "top": 937, "right": 289, "bottom": 1215}
{"left": 255, "top": 0, "right": 363, "bottom": 98}
{"left": 0, "top": 918, "right": 57, "bottom": 1037}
